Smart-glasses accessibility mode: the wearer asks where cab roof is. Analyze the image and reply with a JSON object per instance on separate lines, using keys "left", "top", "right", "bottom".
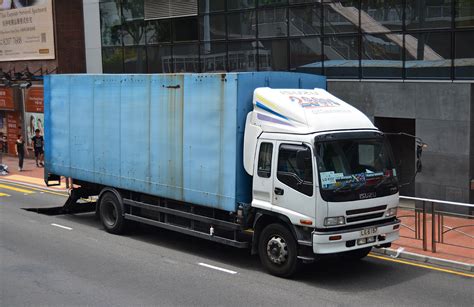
{"left": 250, "top": 87, "right": 376, "bottom": 134}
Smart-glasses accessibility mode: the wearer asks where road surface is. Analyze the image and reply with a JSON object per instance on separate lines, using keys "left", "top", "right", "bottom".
{"left": 1, "top": 181, "right": 473, "bottom": 306}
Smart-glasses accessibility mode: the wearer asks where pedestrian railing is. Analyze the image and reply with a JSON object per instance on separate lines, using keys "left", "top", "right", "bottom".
{"left": 398, "top": 196, "right": 474, "bottom": 253}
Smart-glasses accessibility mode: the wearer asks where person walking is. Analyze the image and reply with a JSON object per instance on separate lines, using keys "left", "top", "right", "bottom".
{"left": 15, "top": 134, "right": 28, "bottom": 171}
{"left": 31, "top": 129, "right": 44, "bottom": 167}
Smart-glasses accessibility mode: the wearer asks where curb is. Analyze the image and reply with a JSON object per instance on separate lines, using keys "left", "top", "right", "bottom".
{"left": 0, "top": 178, "right": 68, "bottom": 194}
{"left": 372, "top": 247, "right": 474, "bottom": 273}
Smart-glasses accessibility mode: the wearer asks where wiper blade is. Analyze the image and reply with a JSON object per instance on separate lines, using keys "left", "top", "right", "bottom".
{"left": 333, "top": 182, "right": 364, "bottom": 192}
{"left": 374, "top": 176, "right": 392, "bottom": 189}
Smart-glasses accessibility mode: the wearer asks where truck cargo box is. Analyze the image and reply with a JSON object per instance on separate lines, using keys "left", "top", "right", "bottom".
{"left": 44, "top": 72, "right": 326, "bottom": 212}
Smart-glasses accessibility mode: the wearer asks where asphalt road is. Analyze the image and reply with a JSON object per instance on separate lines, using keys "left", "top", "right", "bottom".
{"left": 1, "top": 181, "right": 473, "bottom": 306}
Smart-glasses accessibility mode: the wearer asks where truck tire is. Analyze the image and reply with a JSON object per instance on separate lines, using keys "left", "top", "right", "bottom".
{"left": 99, "top": 192, "right": 126, "bottom": 234}
{"left": 258, "top": 223, "right": 299, "bottom": 278}
{"left": 342, "top": 247, "right": 372, "bottom": 260}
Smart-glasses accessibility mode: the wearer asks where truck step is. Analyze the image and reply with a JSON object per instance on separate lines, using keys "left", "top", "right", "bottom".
{"left": 124, "top": 214, "right": 249, "bottom": 248}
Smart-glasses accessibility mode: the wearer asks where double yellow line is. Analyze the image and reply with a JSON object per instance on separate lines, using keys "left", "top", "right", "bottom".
{"left": 0, "top": 182, "right": 67, "bottom": 197}
{"left": 368, "top": 254, "right": 474, "bottom": 278}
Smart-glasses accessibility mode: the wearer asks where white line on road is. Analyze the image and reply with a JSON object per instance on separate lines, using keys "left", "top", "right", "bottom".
{"left": 51, "top": 223, "right": 73, "bottom": 230}
{"left": 198, "top": 262, "right": 237, "bottom": 275}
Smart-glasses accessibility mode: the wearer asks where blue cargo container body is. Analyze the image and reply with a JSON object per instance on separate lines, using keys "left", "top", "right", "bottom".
{"left": 44, "top": 72, "right": 326, "bottom": 212}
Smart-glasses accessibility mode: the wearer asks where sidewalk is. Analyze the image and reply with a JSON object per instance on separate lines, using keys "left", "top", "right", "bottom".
{"left": 1, "top": 154, "right": 472, "bottom": 271}
{"left": 0, "top": 155, "right": 66, "bottom": 190}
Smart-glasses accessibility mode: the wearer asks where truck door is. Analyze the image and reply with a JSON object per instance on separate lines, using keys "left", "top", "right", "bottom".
{"left": 273, "top": 143, "right": 315, "bottom": 222}
{"left": 252, "top": 140, "right": 276, "bottom": 211}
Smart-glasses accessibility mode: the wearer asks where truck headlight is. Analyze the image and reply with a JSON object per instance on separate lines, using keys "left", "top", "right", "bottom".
{"left": 324, "top": 216, "right": 345, "bottom": 226}
{"left": 385, "top": 207, "right": 397, "bottom": 217}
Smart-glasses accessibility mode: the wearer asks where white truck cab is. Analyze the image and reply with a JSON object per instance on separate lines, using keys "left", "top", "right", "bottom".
{"left": 244, "top": 88, "right": 400, "bottom": 274}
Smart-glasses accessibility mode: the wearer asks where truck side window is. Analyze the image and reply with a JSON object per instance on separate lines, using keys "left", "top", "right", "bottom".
{"left": 257, "top": 143, "right": 273, "bottom": 178}
{"left": 277, "top": 144, "right": 313, "bottom": 196}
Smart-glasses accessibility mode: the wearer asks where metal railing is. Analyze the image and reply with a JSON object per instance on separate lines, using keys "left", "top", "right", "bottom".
{"left": 398, "top": 196, "right": 474, "bottom": 253}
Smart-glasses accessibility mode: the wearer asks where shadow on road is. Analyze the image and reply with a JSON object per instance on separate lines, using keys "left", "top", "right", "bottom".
{"left": 32, "top": 209, "right": 428, "bottom": 290}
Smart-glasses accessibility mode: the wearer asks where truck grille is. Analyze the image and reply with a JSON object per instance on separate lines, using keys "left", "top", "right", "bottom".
{"left": 346, "top": 205, "right": 387, "bottom": 223}
{"left": 346, "top": 205, "right": 387, "bottom": 215}
{"left": 347, "top": 212, "right": 385, "bottom": 223}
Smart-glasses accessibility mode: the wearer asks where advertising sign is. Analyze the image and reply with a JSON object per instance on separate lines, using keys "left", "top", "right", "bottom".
{"left": 6, "top": 111, "right": 20, "bottom": 154}
{"left": 25, "top": 111, "right": 43, "bottom": 148}
{"left": 25, "top": 86, "right": 43, "bottom": 113}
{"left": 0, "top": 0, "right": 55, "bottom": 61}
{"left": 0, "top": 87, "right": 14, "bottom": 110}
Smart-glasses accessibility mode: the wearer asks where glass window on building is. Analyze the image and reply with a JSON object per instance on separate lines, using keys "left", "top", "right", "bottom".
{"left": 147, "top": 45, "right": 173, "bottom": 73}
{"left": 454, "top": 31, "right": 474, "bottom": 79}
{"left": 323, "top": 35, "right": 360, "bottom": 78}
{"left": 406, "top": 0, "right": 452, "bottom": 30}
{"left": 122, "top": 0, "right": 144, "bottom": 21}
{"left": 100, "top": 1, "right": 122, "bottom": 47}
{"left": 455, "top": 0, "right": 474, "bottom": 28}
{"left": 124, "top": 46, "right": 147, "bottom": 73}
{"left": 227, "top": 0, "right": 255, "bottom": 10}
{"left": 228, "top": 41, "right": 258, "bottom": 71}
{"left": 173, "top": 44, "right": 200, "bottom": 72}
{"left": 258, "top": 0, "right": 288, "bottom": 7}
{"left": 258, "top": 7, "right": 288, "bottom": 38}
{"left": 146, "top": 20, "right": 172, "bottom": 44}
{"left": 173, "top": 18, "right": 199, "bottom": 42}
{"left": 360, "top": 0, "right": 403, "bottom": 32}
{"left": 323, "top": 0, "right": 359, "bottom": 34}
{"left": 362, "top": 34, "right": 403, "bottom": 78}
{"left": 201, "top": 42, "right": 227, "bottom": 72}
{"left": 289, "top": 0, "right": 316, "bottom": 3}
{"left": 228, "top": 11, "right": 257, "bottom": 39}
{"left": 258, "top": 40, "right": 288, "bottom": 71}
{"left": 289, "top": 5, "right": 321, "bottom": 36}
{"left": 102, "top": 47, "right": 124, "bottom": 73}
{"left": 123, "top": 20, "right": 146, "bottom": 46}
{"left": 199, "top": 0, "right": 225, "bottom": 13}
{"left": 200, "top": 14, "right": 226, "bottom": 41}
{"left": 405, "top": 32, "right": 451, "bottom": 79}
{"left": 290, "top": 37, "right": 322, "bottom": 74}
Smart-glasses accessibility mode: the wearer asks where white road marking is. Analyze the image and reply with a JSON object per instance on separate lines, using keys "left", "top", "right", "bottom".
{"left": 51, "top": 223, "right": 73, "bottom": 230}
{"left": 198, "top": 262, "right": 237, "bottom": 275}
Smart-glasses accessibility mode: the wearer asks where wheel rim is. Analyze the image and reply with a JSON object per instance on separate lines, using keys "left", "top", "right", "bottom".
{"left": 266, "top": 235, "right": 288, "bottom": 265}
{"left": 102, "top": 201, "right": 117, "bottom": 227}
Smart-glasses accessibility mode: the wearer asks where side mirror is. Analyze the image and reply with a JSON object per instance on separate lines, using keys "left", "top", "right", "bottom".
{"left": 416, "top": 143, "right": 424, "bottom": 173}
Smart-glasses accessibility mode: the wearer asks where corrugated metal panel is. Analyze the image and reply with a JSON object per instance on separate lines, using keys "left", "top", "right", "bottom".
{"left": 145, "top": 0, "right": 197, "bottom": 20}
{"left": 44, "top": 72, "right": 326, "bottom": 212}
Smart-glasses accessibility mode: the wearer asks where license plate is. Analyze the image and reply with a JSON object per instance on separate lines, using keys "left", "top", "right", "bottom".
{"left": 361, "top": 227, "right": 378, "bottom": 236}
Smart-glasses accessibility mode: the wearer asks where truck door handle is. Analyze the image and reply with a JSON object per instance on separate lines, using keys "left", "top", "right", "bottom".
{"left": 274, "top": 188, "right": 284, "bottom": 195}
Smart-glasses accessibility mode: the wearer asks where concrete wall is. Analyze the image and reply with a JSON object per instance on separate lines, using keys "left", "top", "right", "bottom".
{"left": 328, "top": 81, "right": 473, "bottom": 204}
{"left": 82, "top": 0, "right": 103, "bottom": 73}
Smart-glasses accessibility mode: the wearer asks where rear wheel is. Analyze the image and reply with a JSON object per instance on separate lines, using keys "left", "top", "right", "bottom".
{"left": 99, "top": 192, "right": 126, "bottom": 234}
{"left": 342, "top": 247, "right": 372, "bottom": 260}
{"left": 258, "top": 223, "right": 299, "bottom": 278}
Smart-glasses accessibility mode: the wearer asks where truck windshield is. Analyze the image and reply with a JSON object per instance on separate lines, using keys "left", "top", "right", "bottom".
{"left": 315, "top": 133, "right": 398, "bottom": 202}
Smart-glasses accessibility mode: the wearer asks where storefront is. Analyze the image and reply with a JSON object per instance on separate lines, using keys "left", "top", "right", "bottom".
{"left": 0, "top": 87, "right": 21, "bottom": 155}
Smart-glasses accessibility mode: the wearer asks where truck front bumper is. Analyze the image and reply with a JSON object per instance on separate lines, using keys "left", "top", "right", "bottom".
{"left": 312, "top": 219, "right": 400, "bottom": 254}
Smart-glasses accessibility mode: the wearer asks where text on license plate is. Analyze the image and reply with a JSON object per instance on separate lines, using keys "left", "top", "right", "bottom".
{"left": 361, "top": 227, "right": 378, "bottom": 236}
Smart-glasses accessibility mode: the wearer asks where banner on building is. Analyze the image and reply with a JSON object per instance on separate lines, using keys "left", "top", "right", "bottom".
{"left": 25, "top": 86, "right": 43, "bottom": 113}
{"left": 6, "top": 111, "right": 20, "bottom": 154}
{"left": 0, "top": 88, "right": 14, "bottom": 110}
{"left": 0, "top": 0, "right": 55, "bottom": 61}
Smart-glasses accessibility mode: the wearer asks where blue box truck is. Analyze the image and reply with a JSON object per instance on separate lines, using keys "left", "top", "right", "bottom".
{"left": 45, "top": 72, "right": 401, "bottom": 277}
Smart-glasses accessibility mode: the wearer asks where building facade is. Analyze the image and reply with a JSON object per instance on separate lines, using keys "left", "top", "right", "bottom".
{"left": 1, "top": 0, "right": 86, "bottom": 156}
{"left": 58, "top": 0, "right": 474, "bottom": 203}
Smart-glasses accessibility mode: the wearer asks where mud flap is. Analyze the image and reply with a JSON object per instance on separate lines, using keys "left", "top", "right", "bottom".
{"left": 45, "top": 173, "right": 61, "bottom": 187}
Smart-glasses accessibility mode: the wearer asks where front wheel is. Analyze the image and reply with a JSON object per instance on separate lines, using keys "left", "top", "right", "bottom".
{"left": 99, "top": 192, "right": 126, "bottom": 234}
{"left": 258, "top": 223, "right": 299, "bottom": 278}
